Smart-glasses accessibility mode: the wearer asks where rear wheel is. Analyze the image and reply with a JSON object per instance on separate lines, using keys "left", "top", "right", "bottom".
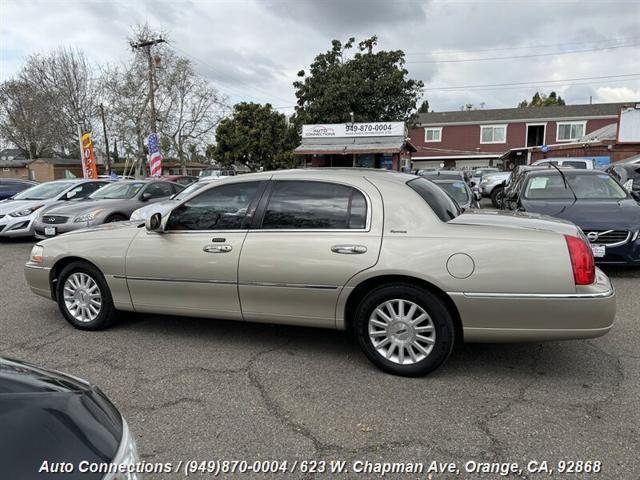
{"left": 490, "top": 186, "right": 504, "bottom": 208}
{"left": 354, "top": 284, "right": 455, "bottom": 376}
{"left": 56, "top": 261, "right": 117, "bottom": 330}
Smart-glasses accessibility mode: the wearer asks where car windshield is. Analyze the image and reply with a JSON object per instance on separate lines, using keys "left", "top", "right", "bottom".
{"left": 90, "top": 182, "right": 145, "bottom": 199}
{"left": 12, "top": 182, "right": 75, "bottom": 200}
{"left": 407, "top": 178, "right": 461, "bottom": 221}
{"left": 524, "top": 173, "right": 627, "bottom": 200}
{"left": 173, "top": 181, "right": 210, "bottom": 200}
{"left": 434, "top": 181, "right": 470, "bottom": 205}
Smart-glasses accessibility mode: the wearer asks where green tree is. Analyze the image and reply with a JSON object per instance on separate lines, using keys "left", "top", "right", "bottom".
{"left": 417, "top": 99, "right": 430, "bottom": 113}
{"left": 214, "top": 102, "right": 299, "bottom": 171}
{"left": 518, "top": 91, "right": 566, "bottom": 108}
{"left": 293, "top": 36, "right": 424, "bottom": 125}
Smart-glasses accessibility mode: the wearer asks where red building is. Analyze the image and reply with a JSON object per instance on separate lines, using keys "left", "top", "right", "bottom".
{"left": 409, "top": 102, "right": 635, "bottom": 170}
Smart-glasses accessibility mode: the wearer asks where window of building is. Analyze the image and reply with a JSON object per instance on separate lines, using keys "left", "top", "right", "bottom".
{"left": 480, "top": 125, "right": 507, "bottom": 144}
{"left": 261, "top": 181, "right": 367, "bottom": 230}
{"left": 556, "top": 122, "right": 586, "bottom": 141}
{"left": 424, "top": 127, "right": 442, "bottom": 143}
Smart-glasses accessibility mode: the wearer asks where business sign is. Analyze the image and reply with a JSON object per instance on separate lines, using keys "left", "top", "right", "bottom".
{"left": 302, "top": 122, "right": 405, "bottom": 138}
{"left": 81, "top": 133, "right": 98, "bottom": 179}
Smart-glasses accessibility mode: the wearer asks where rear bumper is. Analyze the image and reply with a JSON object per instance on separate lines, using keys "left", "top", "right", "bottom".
{"left": 450, "top": 268, "right": 615, "bottom": 342}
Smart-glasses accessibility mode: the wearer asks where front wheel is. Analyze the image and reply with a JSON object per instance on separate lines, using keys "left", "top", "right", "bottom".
{"left": 490, "top": 186, "right": 504, "bottom": 208}
{"left": 354, "top": 284, "right": 455, "bottom": 377}
{"left": 56, "top": 261, "right": 117, "bottom": 330}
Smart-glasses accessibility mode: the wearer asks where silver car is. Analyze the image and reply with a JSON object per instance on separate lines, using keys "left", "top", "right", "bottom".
{"left": 24, "top": 169, "right": 615, "bottom": 376}
{"left": 0, "top": 179, "right": 109, "bottom": 238}
{"left": 129, "top": 179, "right": 215, "bottom": 221}
{"left": 33, "top": 180, "right": 183, "bottom": 239}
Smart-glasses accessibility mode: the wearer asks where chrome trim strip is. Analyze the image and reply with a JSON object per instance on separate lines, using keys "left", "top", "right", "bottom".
{"left": 25, "top": 264, "right": 51, "bottom": 271}
{"left": 460, "top": 288, "right": 614, "bottom": 299}
{"left": 115, "top": 275, "right": 338, "bottom": 290}
{"left": 115, "top": 275, "right": 236, "bottom": 285}
{"left": 242, "top": 281, "right": 338, "bottom": 290}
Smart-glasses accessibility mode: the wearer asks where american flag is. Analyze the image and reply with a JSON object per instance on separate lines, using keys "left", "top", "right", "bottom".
{"left": 148, "top": 133, "right": 162, "bottom": 177}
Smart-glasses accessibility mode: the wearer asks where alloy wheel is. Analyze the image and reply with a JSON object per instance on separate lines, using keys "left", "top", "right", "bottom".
{"left": 368, "top": 299, "right": 436, "bottom": 365}
{"left": 63, "top": 272, "right": 102, "bottom": 323}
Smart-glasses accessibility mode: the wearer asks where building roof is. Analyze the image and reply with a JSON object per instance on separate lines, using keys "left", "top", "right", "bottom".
{"left": 295, "top": 136, "right": 416, "bottom": 155}
{"left": 0, "top": 158, "right": 31, "bottom": 168}
{"left": 417, "top": 102, "right": 635, "bottom": 126}
{"left": 578, "top": 122, "right": 618, "bottom": 142}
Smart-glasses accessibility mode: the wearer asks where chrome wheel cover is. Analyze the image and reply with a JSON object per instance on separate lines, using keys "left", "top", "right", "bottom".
{"left": 63, "top": 272, "right": 102, "bottom": 323}
{"left": 368, "top": 299, "right": 436, "bottom": 365}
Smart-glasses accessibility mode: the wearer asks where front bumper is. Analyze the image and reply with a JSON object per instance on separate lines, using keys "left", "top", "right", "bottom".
{"left": 24, "top": 263, "right": 52, "bottom": 299}
{"left": 450, "top": 267, "right": 615, "bottom": 342}
{"left": 33, "top": 219, "right": 98, "bottom": 239}
{"left": 0, "top": 215, "right": 36, "bottom": 237}
{"left": 591, "top": 237, "right": 640, "bottom": 265}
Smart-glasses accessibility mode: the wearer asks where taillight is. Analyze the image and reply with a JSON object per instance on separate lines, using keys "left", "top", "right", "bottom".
{"left": 565, "top": 235, "right": 595, "bottom": 285}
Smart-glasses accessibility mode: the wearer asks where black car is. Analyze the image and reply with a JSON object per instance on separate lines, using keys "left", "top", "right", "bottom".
{"left": 501, "top": 169, "right": 640, "bottom": 265}
{"left": 0, "top": 357, "right": 139, "bottom": 479}
{"left": 431, "top": 179, "right": 480, "bottom": 209}
{"left": 605, "top": 162, "right": 640, "bottom": 195}
{"left": 0, "top": 178, "right": 37, "bottom": 200}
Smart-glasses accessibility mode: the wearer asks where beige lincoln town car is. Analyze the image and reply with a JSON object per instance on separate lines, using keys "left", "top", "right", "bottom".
{"left": 24, "top": 169, "right": 615, "bottom": 376}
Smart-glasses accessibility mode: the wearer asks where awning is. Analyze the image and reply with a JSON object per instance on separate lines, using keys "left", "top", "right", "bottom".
{"left": 294, "top": 136, "right": 415, "bottom": 155}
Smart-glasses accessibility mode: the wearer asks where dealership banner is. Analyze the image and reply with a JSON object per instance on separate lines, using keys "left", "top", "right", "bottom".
{"left": 302, "top": 122, "right": 405, "bottom": 138}
{"left": 148, "top": 133, "right": 162, "bottom": 177}
{"left": 81, "top": 133, "right": 98, "bottom": 179}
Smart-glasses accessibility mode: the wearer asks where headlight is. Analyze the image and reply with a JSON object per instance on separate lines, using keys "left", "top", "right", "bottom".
{"left": 103, "top": 418, "right": 141, "bottom": 480}
{"left": 9, "top": 205, "right": 43, "bottom": 217}
{"left": 74, "top": 209, "right": 103, "bottom": 223}
{"left": 30, "top": 245, "right": 44, "bottom": 263}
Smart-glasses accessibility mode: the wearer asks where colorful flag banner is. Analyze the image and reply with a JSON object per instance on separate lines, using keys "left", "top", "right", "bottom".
{"left": 148, "top": 133, "right": 162, "bottom": 177}
{"left": 81, "top": 133, "right": 98, "bottom": 179}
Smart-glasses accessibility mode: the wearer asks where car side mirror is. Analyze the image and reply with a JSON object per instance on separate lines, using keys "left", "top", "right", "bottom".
{"left": 145, "top": 212, "right": 163, "bottom": 232}
{"left": 65, "top": 191, "right": 77, "bottom": 200}
{"left": 141, "top": 192, "right": 152, "bottom": 202}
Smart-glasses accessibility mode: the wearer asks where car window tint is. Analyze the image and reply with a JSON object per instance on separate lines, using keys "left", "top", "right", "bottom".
{"left": 564, "top": 161, "right": 587, "bottom": 169}
{"left": 166, "top": 182, "right": 260, "bottom": 231}
{"left": 145, "top": 182, "right": 174, "bottom": 199}
{"left": 407, "top": 178, "right": 461, "bottom": 221}
{"left": 262, "top": 181, "right": 367, "bottom": 229}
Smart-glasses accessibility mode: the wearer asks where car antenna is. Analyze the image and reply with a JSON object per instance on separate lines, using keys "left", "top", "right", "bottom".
{"left": 548, "top": 163, "right": 577, "bottom": 202}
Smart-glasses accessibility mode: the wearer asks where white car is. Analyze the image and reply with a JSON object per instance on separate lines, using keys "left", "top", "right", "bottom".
{"left": 198, "top": 168, "right": 237, "bottom": 179}
{"left": 0, "top": 179, "right": 109, "bottom": 238}
{"left": 129, "top": 179, "right": 214, "bottom": 221}
{"left": 531, "top": 157, "right": 595, "bottom": 169}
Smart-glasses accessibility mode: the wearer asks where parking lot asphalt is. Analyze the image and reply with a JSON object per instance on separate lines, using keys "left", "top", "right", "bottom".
{"left": 1, "top": 237, "right": 639, "bottom": 479}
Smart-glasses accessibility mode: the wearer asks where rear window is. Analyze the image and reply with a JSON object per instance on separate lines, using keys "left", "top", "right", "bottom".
{"left": 407, "top": 178, "right": 461, "bottom": 221}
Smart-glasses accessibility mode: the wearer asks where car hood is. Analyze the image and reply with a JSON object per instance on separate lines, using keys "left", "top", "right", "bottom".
{"left": 44, "top": 198, "right": 131, "bottom": 217}
{"left": 521, "top": 198, "right": 640, "bottom": 231}
{"left": 0, "top": 358, "right": 122, "bottom": 479}
{"left": 132, "top": 199, "right": 177, "bottom": 219}
{"left": 64, "top": 220, "right": 142, "bottom": 237}
{"left": 451, "top": 209, "right": 580, "bottom": 237}
{"left": 0, "top": 199, "right": 55, "bottom": 215}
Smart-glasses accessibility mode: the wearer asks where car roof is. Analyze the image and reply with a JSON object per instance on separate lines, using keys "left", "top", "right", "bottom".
{"left": 223, "top": 168, "right": 418, "bottom": 184}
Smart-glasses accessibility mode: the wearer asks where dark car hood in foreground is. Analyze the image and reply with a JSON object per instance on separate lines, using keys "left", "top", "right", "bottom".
{"left": 0, "top": 358, "right": 122, "bottom": 479}
{"left": 521, "top": 198, "right": 640, "bottom": 230}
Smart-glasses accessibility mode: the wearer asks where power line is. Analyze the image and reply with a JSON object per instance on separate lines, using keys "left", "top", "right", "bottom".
{"left": 405, "top": 41, "right": 640, "bottom": 64}
{"left": 404, "top": 37, "right": 640, "bottom": 56}
{"left": 422, "top": 73, "right": 640, "bottom": 91}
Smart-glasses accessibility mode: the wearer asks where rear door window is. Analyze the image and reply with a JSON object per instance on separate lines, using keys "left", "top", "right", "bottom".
{"left": 407, "top": 178, "right": 461, "bottom": 221}
{"left": 261, "top": 181, "right": 367, "bottom": 229}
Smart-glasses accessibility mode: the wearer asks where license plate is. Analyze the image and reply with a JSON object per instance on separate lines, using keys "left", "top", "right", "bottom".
{"left": 44, "top": 226, "right": 57, "bottom": 236}
{"left": 591, "top": 244, "right": 606, "bottom": 258}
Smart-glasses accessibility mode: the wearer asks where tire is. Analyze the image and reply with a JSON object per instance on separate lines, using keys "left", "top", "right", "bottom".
{"left": 56, "top": 261, "right": 117, "bottom": 330}
{"left": 490, "top": 186, "right": 504, "bottom": 208}
{"left": 105, "top": 214, "right": 127, "bottom": 223}
{"left": 354, "top": 283, "right": 455, "bottom": 377}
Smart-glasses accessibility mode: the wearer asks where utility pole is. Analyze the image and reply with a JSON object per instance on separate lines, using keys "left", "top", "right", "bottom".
{"left": 130, "top": 35, "right": 165, "bottom": 177}
{"left": 99, "top": 103, "right": 111, "bottom": 175}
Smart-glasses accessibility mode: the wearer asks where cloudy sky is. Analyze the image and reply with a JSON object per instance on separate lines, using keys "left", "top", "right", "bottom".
{"left": 2, "top": 0, "right": 640, "bottom": 114}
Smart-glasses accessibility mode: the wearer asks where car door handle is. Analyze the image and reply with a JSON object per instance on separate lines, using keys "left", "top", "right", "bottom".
{"left": 203, "top": 244, "right": 232, "bottom": 253}
{"left": 331, "top": 245, "right": 367, "bottom": 254}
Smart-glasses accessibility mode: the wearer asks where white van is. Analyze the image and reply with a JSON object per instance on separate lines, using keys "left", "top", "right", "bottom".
{"left": 531, "top": 157, "right": 595, "bottom": 169}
